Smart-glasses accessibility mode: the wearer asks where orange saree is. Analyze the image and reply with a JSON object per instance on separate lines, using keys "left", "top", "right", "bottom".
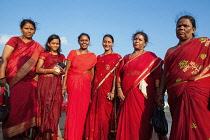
{"left": 64, "top": 50, "right": 97, "bottom": 140}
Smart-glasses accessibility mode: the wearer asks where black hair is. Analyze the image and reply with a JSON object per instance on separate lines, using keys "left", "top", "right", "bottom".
{"left": 103, "top": 34, "right": 114, "bottom": 43}
{"left": 176, "top": 15, "right": 196, "bottom": 37}
{"left": 20, "top": 19, "right": 37, "bottom": 30}
{"left": 78, "top": 33, "right": 90, "bottom": 41}
{"left": 45, "top": 34, "right": 61, "bottom": 56}
{"left": 132, "top": 31, "right": 149, "bottom": 44}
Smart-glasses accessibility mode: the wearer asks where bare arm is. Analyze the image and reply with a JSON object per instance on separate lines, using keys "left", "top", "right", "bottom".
{"left": 36, "top": 58, "right": 57, "bottom": 74}
{"left": 156, "top": 69, "right": 167, "bottom": 110}
{"left": 107, "top": 70, "right": 117, "bottom": 101}
{"left": 0, "top": 45, "right": 14, "bottom": 86}
{"left": 62, "top": 60, "right": 71, "bottom": 95}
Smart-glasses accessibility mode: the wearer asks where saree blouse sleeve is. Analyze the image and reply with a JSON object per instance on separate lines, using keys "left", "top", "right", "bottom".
{"left": 6, "top": 37, "right": 19, "bottom": 48}
{"left": 39, "top": 52, "right": 47, "bottom": 61}
{"left": 67, "top": 50, "right": 76, "bottom": 62}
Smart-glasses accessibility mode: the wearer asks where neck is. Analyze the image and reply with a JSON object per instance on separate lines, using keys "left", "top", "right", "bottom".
{"left": 49, "top": 51, "right": 58, "bottom": 55}
{"left": 21, "top": 36, "right": 32, "bottom": 42}
{"left": 79, "top": 49, "right": 88, "bottom": 54}
{"left": 133, "top": 49, "right": 144, "bottom": 54}
{"left": 103, "top": 50, "right": 113, "bottom": 55}
{"left": 178, "top": 37, "right": 193, "bottom": 46}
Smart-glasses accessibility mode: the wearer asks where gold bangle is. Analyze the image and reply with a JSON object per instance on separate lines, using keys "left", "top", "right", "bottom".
{"left": 117, "top": 87, "right": 121, "bottom": 88}
{"left": 62, "top": 87, "right": 66, "bottom": 90}
{"left": 110, "top": 92, "right": 115, "bottom": 94}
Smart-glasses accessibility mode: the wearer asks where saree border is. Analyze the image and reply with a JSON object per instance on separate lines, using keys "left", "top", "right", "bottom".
{"left": 2, "top": 117, "right": 36, "bottom": 138}
{"left": 93, "top": 58, "right": 122, "bottom": 94}
{"left": 8, "top": 45, "right": 43, "bottom": 88}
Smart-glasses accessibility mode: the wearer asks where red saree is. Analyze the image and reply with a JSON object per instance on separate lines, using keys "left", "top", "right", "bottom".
{"left": 85, "top": 53, "right": 122, "bottom": 140}
{"left": 2, "top": 37, "right": 44, "bottom": 138}
{"left": 64, "top": 50, "right": 97, "bottom": 140}
{"left": 164, "top": 37, "right": 210, "bottom": 140}
{"left": 116, "top": 51, "right": 162, "bottom": 140}
{"left": 37, "top": 52, "right": 65, "bottom": 137}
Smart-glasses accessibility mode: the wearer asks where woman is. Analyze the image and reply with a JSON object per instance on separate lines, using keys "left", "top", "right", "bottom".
{"left": 36, "top": 34, "right": 65, "bottom": 140}
{"left": 85, "top": 34, "right": 122, "bottom": 140}
{"left": 0, "top": 19, "right": 44, "bottom": 139}
{"left": 62, "top": 33, "right": 97, "bottom": 140}
{"left": 157, "top": 15, "right": 210, "bottom": 140}
{"left": 116, "top": 31, "right": 163, "bottom": 140}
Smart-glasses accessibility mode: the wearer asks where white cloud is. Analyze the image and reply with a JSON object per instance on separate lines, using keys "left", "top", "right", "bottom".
{"left": 60, "top": 37, "right": 68, "bottom": 45}
{"left": 0, "top": 34, "right": 16, "bottom": 45}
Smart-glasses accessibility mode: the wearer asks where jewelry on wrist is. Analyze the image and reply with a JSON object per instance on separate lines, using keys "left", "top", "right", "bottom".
{"left": 62, "top": 87, "right": 66, "bottom": 90}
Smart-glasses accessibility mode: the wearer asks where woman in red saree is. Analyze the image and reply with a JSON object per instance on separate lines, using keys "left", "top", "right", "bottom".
{"left": 85, "top": 34, "right": 122, "bottom": 140}
{"left": 62, "top": 33, "right": 97, "bottom": 140}
{"left": 36, "top": 34, "right": 65, "bottom": 140}
{"left": 157, "top": 15, "right": 210, "bottom": 140}
{"left": 0, "top": 19, "right": 44, "bottom": 139}
{"left": 116, "top": 31, "right": 163, "bottom": 140}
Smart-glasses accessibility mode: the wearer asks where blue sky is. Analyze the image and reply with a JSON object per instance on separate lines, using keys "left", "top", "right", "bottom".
{"left": 0, "top": 0, "right": 210, "bottom": 59}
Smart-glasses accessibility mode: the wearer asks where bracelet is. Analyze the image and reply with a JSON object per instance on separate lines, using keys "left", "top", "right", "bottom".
{"left": 110, "top": 92, "right": 115, "bottom": 94}
{"left": 117, "top": 87, "right": 121, "bottom": 88}
{"left": 62, "top": 87, "right": 66, "bottom": 90}
{"left": 0, "top": 76, "right": 6, "bottom": 80}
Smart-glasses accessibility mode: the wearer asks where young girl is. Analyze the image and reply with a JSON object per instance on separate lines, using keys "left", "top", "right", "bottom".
{"left": 36, "top": 34, "right": 65, "bottom": 140}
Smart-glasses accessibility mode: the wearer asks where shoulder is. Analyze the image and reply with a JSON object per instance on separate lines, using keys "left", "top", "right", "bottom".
{"left": 6, "top": 36, "right": 21, "bottom": 46}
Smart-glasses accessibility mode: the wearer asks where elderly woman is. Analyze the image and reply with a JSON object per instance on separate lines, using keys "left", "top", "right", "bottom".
{"left": 0, "top": 19, "right": 44, "bottom": 139}
{"left": 116, "top": 31, "right": 163, "bottom": 140}
{"left": 157, "top": 15, "right": 210, "bottom": 140}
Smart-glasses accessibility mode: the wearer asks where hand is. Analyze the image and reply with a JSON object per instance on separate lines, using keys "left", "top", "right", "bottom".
{"left": 60, "top": 68, "right": 65, "bottom": 75}
{"left": 52, "top": 67, "right": 61, "bottom": 76}
{"left": 117, "top": 88, "right": 125, "bottom": 101}
{"left": 156, "top": 94, "right": 164, "bottom": 110}
{"left": 107, "top": 92, "right": 115, "bottom": 101}
{"left": 0, "top": 77, "right": 6, "bottom": 87}
{"left": 62, "top": 88, "right": 66, "bottom": 95}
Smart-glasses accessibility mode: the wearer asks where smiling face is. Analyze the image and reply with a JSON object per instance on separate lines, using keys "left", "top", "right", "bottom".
{"left": 78, "top": 35, "right": 90, "bottom": 49}
{"left": 103, "top": 36, "right": 114, "bottom": 51}
{"left": 133, "top": 34, "right": 147, "bottom": 50}
{"left": 48, "top": 39, "right": 60, "bottom": 53}
{"left": 176, "top": 18, "right": 195, "bottom": 41}
{"left": 20, "top": 22, "right": 35, "bottom": 39}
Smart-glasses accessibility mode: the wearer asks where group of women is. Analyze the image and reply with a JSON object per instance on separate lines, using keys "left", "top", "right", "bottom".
{"left": 0, "top": 15, "right": 209, "bottom": 140}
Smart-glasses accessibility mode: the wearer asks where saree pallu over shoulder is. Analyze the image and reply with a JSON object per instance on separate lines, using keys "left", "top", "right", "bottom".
{"left": 165, "top": 37, "right": 210, "bottom": 88}
{"left": 93, "top": 54, "right": 122, "bottom": 93}
{"left": 6, "top": 40, "right": 44, "bottom": 88}
{"left": 121, "top": 52, "right": 162, "bottom": 97}
{"left": 164, "top": 37, "right": 210, "bottom": 140}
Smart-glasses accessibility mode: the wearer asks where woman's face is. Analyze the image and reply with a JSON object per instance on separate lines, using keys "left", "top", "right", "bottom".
{"left": 102, "top": 37, "right": 114, "bottom": 51}
{"left": 176, "top": 18, "right": 195, "bottom": 41}
{"left": 78, "top": 35, "right": 90, "bottom": 49}
{"left": 20, "top": 22, "right": 35, "bottom": 39}
{"left": 48, "top": 39, "right": 60, "bottom": 52}
{"left": 133, "top": 34, "right": 147, "bottom": 50}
